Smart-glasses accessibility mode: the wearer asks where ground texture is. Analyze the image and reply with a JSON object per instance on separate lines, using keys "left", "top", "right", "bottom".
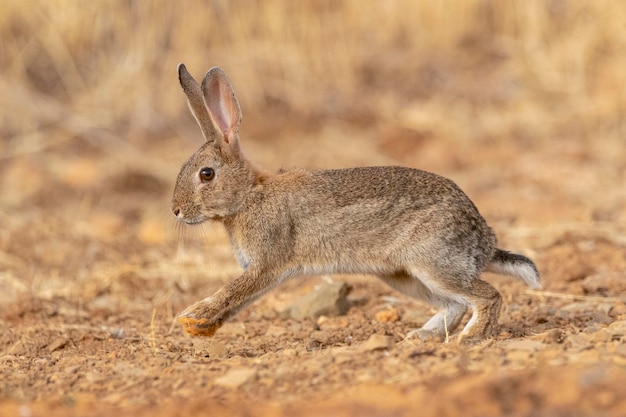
{"left": 2, "top": 2, "right": 626, "bottom": 416}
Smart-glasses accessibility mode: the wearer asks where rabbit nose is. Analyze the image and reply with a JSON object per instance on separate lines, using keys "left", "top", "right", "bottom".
{"left": 172, "top": 207, "right": 181, "bottom": 217}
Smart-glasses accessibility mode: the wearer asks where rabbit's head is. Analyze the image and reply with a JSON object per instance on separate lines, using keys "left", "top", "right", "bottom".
{"left": 172, "top": 64, "right": 255, "bottom": 223}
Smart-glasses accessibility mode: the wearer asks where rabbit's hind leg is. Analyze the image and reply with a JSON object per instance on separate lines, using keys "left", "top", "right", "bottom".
{"left": 455, "top": 279, "right": 502, "bottom": 344}
{"left": 410, "top": 260, "right": 503, "bottom": 344}
{"left": 405, "top": 300, "right": 467, "bottom": 342}
{"left": 377, "top": 272, "right": 467, "bottom": 342}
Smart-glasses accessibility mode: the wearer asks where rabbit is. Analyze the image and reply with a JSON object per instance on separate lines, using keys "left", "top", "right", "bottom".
{"left": 171, "top": 63, "right": 541, "bottom": 344}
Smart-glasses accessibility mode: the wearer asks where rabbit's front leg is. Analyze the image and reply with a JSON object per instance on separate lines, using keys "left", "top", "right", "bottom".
{"left": 178, "top": 269, "right": 279, "bottom": 336}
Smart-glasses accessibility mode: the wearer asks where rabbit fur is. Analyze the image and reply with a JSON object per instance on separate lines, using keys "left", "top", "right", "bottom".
{"left": 171, "top": 64, "right": 540, "bottom": 344}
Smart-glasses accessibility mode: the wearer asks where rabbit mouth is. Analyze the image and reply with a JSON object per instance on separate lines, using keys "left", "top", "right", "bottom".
{"left": 181, "top": 216, "right": 207, "bottom": 225}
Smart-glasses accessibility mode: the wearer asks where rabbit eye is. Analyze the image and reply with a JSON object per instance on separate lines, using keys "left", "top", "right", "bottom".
{"left": 199, "top": 167, "right": 215, "bottom": 182}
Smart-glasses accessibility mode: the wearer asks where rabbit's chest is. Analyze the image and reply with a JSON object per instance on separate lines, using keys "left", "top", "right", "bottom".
{"left": 233, "top": 247, "right": 252, "bottom": 270}
{"left": 224, "top": 227, "right": 252, "bottom": 270}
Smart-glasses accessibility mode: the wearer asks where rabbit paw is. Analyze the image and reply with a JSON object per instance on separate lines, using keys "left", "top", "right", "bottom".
{"left": 178, "top": 304, "right": 221, "bottom": 337}
{"left": 178, "top": 298, "right": 223, "bottom": 336}
{"left": 178, "top": 314, "right": 220, "bottom": 336}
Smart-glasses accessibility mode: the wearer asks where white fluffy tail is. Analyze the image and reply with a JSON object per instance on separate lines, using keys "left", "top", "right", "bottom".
{"left": 485, "top": 249, "right": 541, "bottom": 289}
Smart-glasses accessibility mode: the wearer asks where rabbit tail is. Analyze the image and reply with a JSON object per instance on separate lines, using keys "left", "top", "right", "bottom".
{"left": 486, "top": 249, "right": 541, "bottom": 289}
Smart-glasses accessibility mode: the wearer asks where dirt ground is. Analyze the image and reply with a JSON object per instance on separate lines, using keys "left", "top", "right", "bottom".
{"left": 2, "top": 2, "right": 626, "bottom": 416}
{"left": 2, "top": 121, "right": 626, "bottom": 416}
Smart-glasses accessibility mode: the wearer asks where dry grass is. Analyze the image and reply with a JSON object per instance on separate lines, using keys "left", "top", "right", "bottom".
{"left": 1, "top": 0, "right": 626, "bottom": 152}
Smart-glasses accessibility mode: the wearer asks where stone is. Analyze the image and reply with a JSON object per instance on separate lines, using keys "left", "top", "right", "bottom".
{"left": 375, "top": 307, "right": 400, "bottom": 323}
{"left": 193, "top": 339, "right": 228, "bottom": 358}
{"left": 581, "top": 273, "right": 626, "bottom": 296}
{"left": 48, "top": 337, "right": 69, "bottom": 353}
{"left": 607, "top": 320, "right": 626, "bottom": 339}
{"left": 214, "top": 367, "right": 257, "bottom": 389}
{"left": 359, "top": 334, "right": 395, "bottom": 352}
{"left": 286, "top": 282, "right": 352, "bottom": 320}
{"left": 8, "top": 340, "right": 27, "bottom": 356}
{"left": 537, "top": 328, "right": 565, "bottom": 344}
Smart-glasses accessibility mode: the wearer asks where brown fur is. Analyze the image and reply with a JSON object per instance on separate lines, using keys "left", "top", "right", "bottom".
{"left": 171, "top": 64, "right": 540, "bottom": 344}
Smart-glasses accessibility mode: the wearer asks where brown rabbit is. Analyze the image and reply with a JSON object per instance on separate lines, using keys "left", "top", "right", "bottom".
{"left": 171, "top": 64, "right": 540, "bottom": 344}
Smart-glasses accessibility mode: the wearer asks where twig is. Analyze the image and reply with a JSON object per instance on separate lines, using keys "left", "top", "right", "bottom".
{"left": 168, "top": 314, "right": 179, "bottom": 336}
{"left": 150, "top": 307, "right": 158, "bottom": 355}
{"left": 525, "top": 289, "right": 626, "bottom": 304}
{"left": 395, "top": 331, "right": 418, "bottom": 348}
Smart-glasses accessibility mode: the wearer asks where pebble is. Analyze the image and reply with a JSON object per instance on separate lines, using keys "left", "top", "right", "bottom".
{"left": 214, "top": 367, "right": 257, "bottom": 389}
{"left": 8, "top": 341, "right": 26, "bottom": 356}
{"left": 566, "top": 333, "right": 594, "bottom": 352}
{"left": 48, "top": 337, "right": 69, "bottom": 353}
{"left": 607, "top": 320, "right": 626, "bottom": 339}
{"left": 193, "top": 339, "right": 229, "bottom": 358}
{"left": 537, "top": 328, "right": 565, "bottom": 344}
{"left": 286, "top": 282, "right": 352, "bottom": 320}
{"left": 581, "top": 273, "right": 626, "bottom": 297}
{"left": 359, "top": 334, "right": 395, "bottom": 352}
{"left": 375, "top": 307, "right": 399, "bottom": 323}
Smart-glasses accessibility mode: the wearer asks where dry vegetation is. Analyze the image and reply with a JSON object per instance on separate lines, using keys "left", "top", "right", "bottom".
{"left": 1, "top": 1, "right": 626, "bottom": 416}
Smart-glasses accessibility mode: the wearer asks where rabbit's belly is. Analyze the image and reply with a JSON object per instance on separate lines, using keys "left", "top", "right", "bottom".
{"left": 296, "top": 255, "right": 400, "bottom": 277}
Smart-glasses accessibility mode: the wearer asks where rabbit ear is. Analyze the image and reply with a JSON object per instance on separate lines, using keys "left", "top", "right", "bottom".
{"left": 201, "top": 67, "right": 242, "bottom": 147}
{"left": 177, "top": 63, "right": 221, "bottom": 143}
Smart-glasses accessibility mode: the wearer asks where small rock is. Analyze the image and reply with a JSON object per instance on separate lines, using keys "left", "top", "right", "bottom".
{"left": 558, "top": 302, "right": 614, "bottom": 325}
{"left": 611, "top": 304, "right": 626, "bottom": 319}
{"left": 108, "top": 328, "right": 126, "bottom": 339}
{"left": 64, "top": 365, "right": 81, "bottom": 374}
{"left": 48, "top": 337, "right": 69, "bottom": 353}
{"left": 581, "top": 273, "right": 626, "bottom": 297}
{"left": 309, "top": 330, "right": 333, "bottom": 345}
{"left": 8, "top": 341, "right": 26, "bottom": 356}
{"left": 607, "top": 320, "right": 626, "bottom": 339}
{"left": 507, "top": 350, "right": 532, "bottom": 362}
{"left": 537, "top": 328, "right": 565, "bottom": 344}
{"left": 566, "top": 333, "right": 594, "bottom": 351}
{"left": 193, "top": 339, "right": 228, "bottom": 358}
{"left": 214, "top": 367, "right": 257, "bottom": 389}
{"left": 289, "top": 322, "right": 303, "bottom": 332}
{"left": 280, "top": 348, "right": 297, "bottom": 357}
{"left": 375, "top": 307, "right": 399, "bottom": 323}
{"left": 316, "top": 315, "right": 329, "bottom": 326}
{"left": 359, "top": 334, "right": 394, "bottom": 352}
{"left": 286, "top": 282, "right": 352, "bottom": 320}
{"left": 0, "top": 355, "right": 18, "bottom": 363}
{"left": 589, "top": 329, "right": 610, "bottom": 343}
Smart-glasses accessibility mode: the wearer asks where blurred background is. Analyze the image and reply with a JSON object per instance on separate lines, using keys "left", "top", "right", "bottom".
{"left": 1, "top": 0, "right": 625, "bottom": 308}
